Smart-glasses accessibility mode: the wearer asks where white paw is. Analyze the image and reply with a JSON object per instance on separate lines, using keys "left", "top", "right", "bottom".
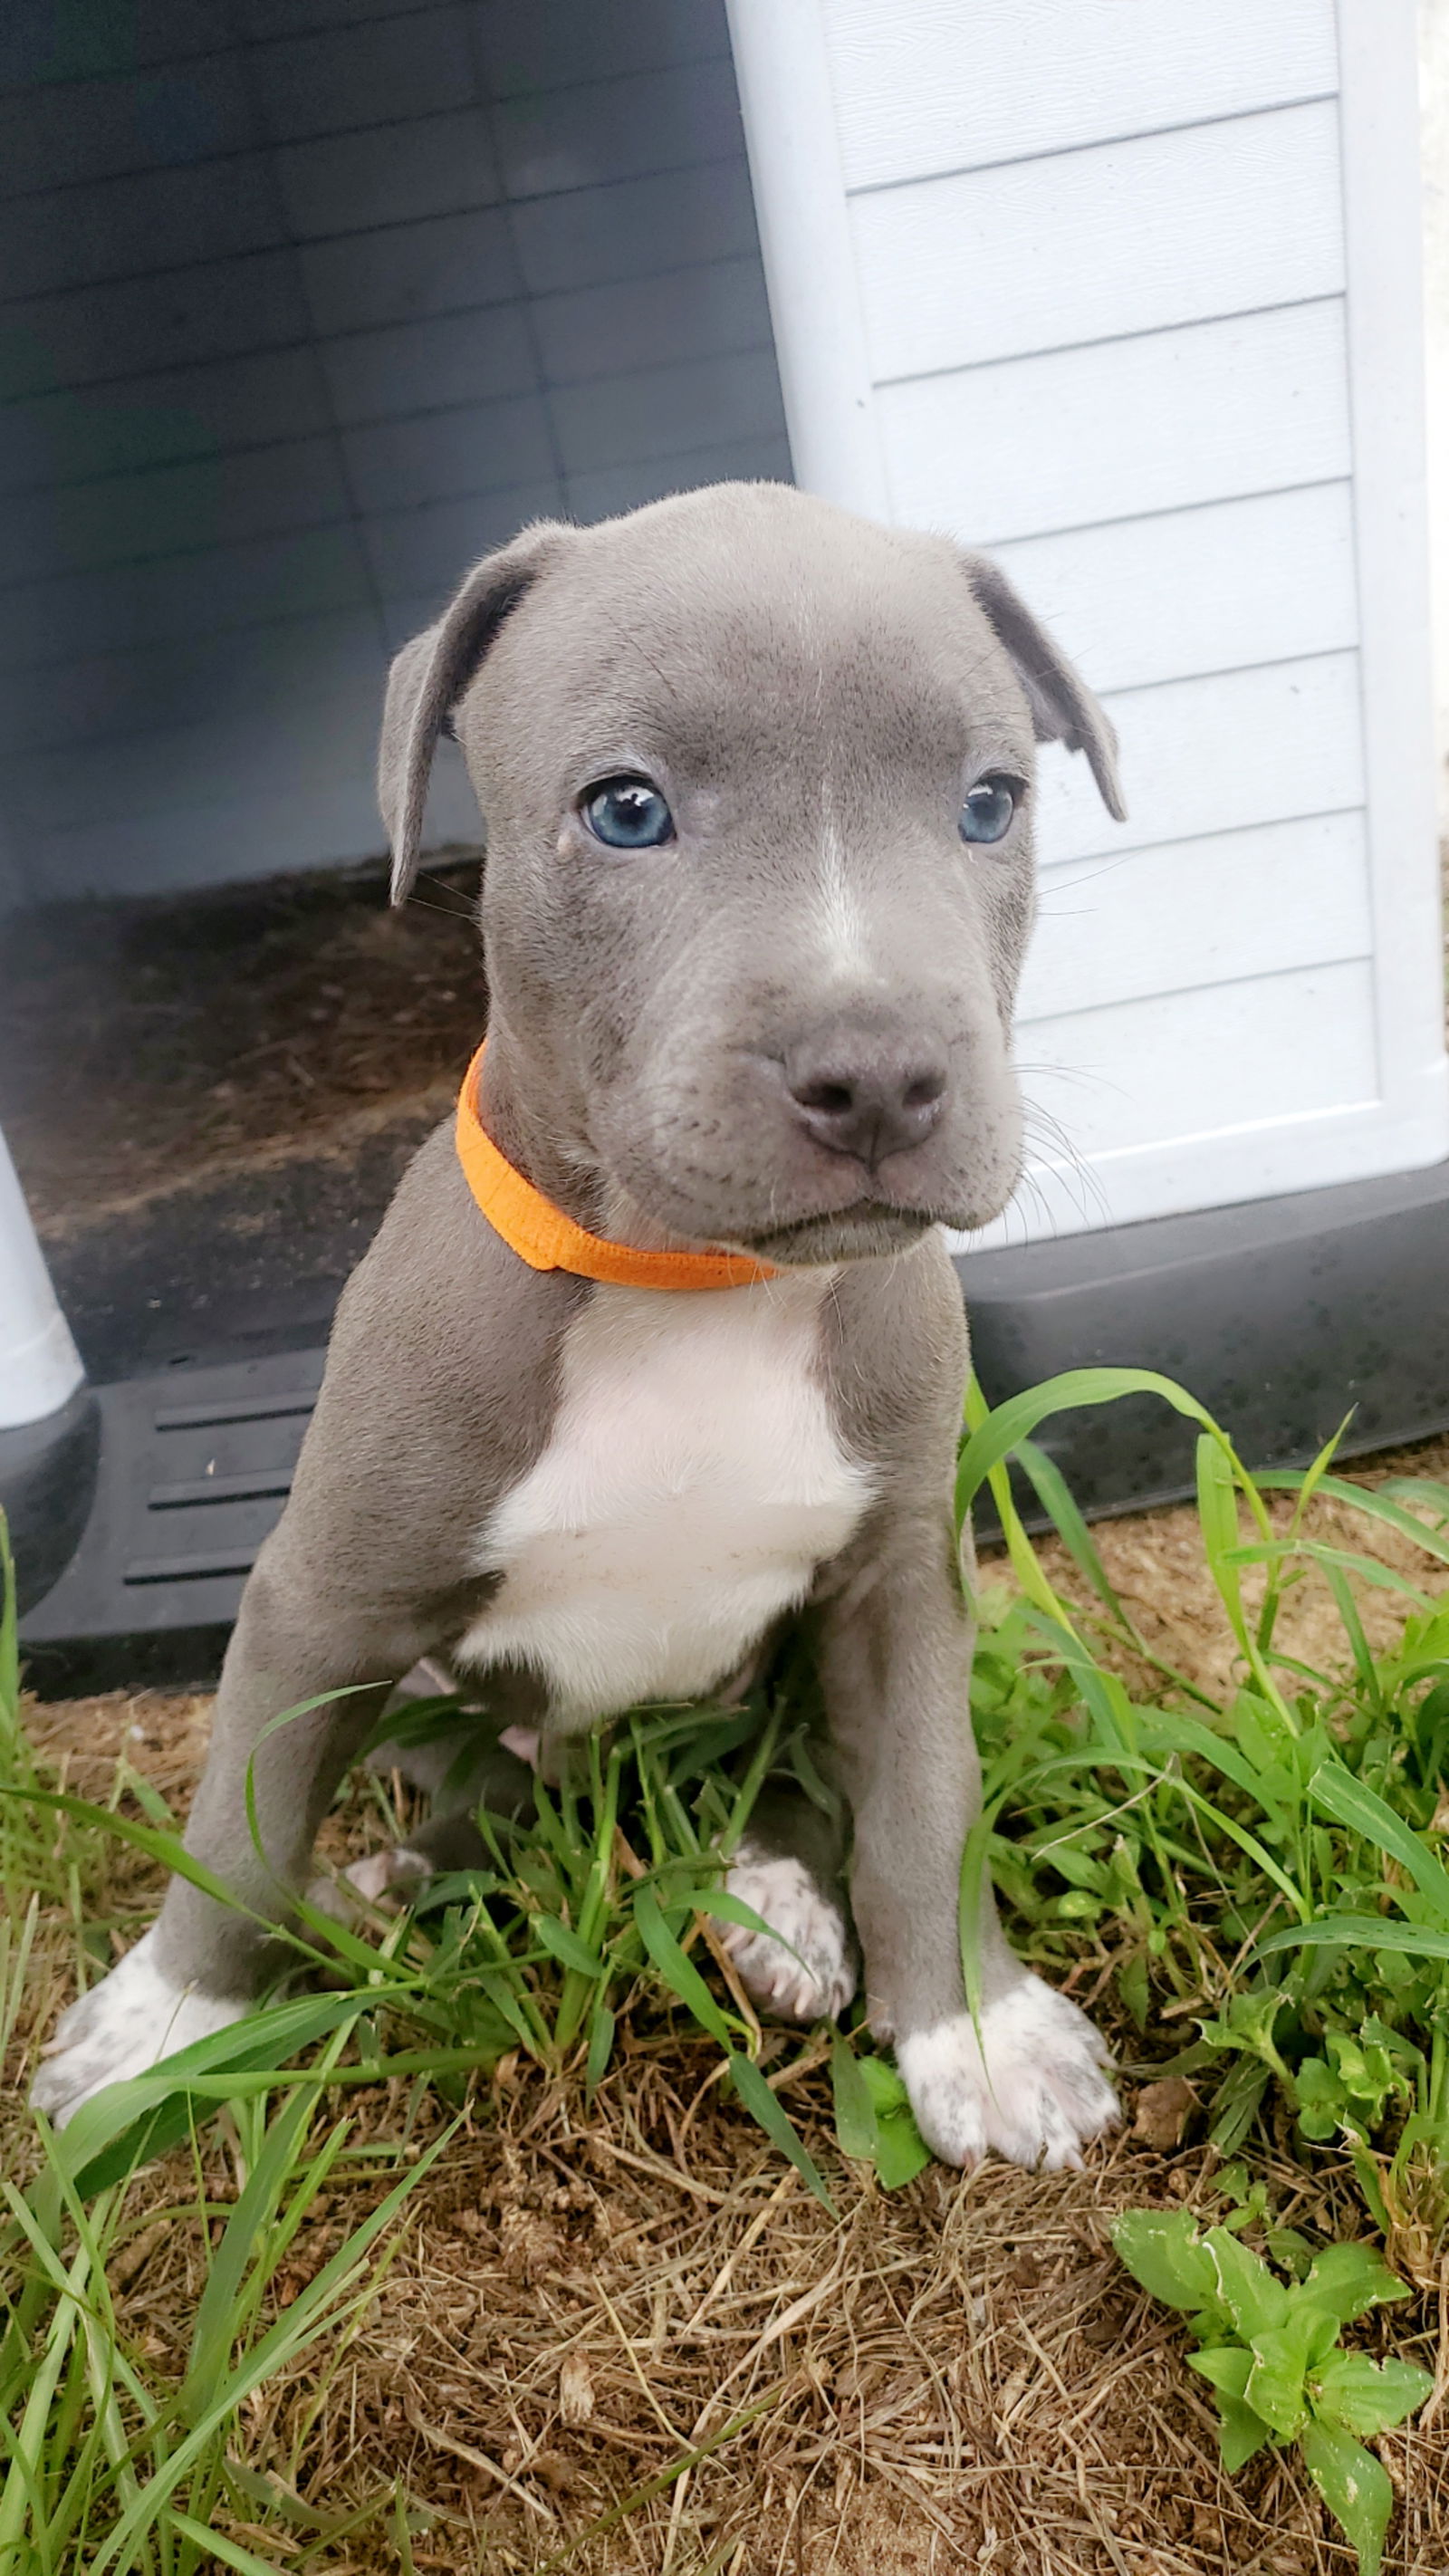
{"left": 342, "top": 1845, "right": 430, "bottom": 1904}
{"left": 304, "top": 1845, "right": 430, "bottom": 1926}
{"left": 31, "top": 1927, "right": 248, "bottom": 2130}
{"left": 715, "top": 1846, "right": 858, "bottom": 2023}
{"left": 497, "top": 1725, "right": 541, "bottom": 1768}
{"left": 896, "top": 1975, "right": 1118, "bottom": 2171}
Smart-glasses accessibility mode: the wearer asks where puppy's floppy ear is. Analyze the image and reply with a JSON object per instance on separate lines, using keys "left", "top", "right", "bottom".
{"left": 961, "top": 551, "right": 1127, "bottom": 822}
{"left": 379, "top": 520, "right": 570, "bottom": 905}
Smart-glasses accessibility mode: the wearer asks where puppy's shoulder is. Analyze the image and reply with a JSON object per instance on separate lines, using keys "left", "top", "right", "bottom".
{"left": 321, "top": 1116, "right": 586, "bottom": 1433}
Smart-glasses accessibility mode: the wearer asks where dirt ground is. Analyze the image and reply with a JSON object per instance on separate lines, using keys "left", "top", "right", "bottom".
{"left": 9, "top": 854, "right": 1449, "bottom": 2568}
{"left": 0, "top": 855, "right": 486, "bottom": 1236}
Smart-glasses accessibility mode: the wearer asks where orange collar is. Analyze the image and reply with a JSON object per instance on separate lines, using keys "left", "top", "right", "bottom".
{"left": 455, "top": 1042, "right": 778, "bottom": 1290}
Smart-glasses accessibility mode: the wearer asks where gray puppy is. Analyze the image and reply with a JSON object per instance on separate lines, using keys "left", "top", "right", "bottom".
{"left": 35, "top": 482, "right": 1125, "bottom": 2168}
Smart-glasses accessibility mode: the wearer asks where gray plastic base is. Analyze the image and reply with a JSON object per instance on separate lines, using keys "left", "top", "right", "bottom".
{"left": 21, "top": 1348, "right": 323, "bottom": 1675}
{"left": 19, "top": 1154, "right": 1449, "bottom": 1675}
{"left": 957, "top": 1151, "right": 1449, "bottom": 1518}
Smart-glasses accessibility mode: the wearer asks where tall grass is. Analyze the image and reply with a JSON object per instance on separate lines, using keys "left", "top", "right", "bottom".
{"left": 957, "top": 1369, "right": 1449, "bottom": 2265}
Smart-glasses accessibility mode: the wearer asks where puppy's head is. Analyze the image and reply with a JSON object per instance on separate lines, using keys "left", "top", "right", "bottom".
{"left": 379, "top": 483, "right": 1123, "bottom": 1264}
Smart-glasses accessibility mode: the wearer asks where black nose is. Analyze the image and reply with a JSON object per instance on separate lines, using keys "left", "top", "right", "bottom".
{"left": 786, "top": 1036, "right": 948, "bottom": 1168}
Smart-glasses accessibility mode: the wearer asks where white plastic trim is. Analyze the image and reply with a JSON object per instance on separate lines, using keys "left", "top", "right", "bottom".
{"left": 0, "top": 1125, "right": 83, "bottom": 1430}
{"left": 1336, "top": 0, "right": 1449, "bottom": 1121}
{"left": 724, "top": 0, "right": 891, "bottom": 518}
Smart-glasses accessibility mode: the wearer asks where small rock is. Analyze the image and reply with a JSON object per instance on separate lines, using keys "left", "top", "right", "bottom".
{"left": 1132, "top": 2077, "right": 1197, "bottom": 2149}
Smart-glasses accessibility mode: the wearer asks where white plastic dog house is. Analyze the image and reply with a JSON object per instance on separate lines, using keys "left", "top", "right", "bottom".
{"left": 4, "top": 0, "right": 1446, "bottom": 1649}
{"left": 728, "top": 0, "right": 1446, "bottom": 1242}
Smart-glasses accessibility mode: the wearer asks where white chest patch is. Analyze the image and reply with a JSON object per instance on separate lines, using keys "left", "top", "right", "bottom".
{"left": 457, "top": 1274, "right": 872, "bottom": 1727}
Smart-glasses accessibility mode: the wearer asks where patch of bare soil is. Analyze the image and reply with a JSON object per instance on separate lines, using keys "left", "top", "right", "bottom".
{"left": 0, "top": 857, "right": 486, "bottom": 1235}
{"left": 1026, "top": 1426, "right": 1449, "bottom": 1703}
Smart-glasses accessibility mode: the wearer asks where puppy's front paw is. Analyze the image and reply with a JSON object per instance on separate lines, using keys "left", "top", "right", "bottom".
{"left": 306, "top": 1843, "right": 432, "bottom": 1927}
{"left": 716, "top": 1845, "right": 858, "bottom": 2023}
{"left": 897, "top": 1974, "right": 1118, "bottom": 2171}
{"left": 31, "top": 1927, "right": 248, "bottom": 2129}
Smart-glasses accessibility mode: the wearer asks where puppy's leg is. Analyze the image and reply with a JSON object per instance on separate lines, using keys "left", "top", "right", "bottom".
{"left": 818, "top": 1517, "right": 1118, "bottom": 2170}
{"left": 32, "top": 1548, "right": 441, "bottom": 2126}
{"left": 717, "top": 1775, "right": 858, "bottom": 2024}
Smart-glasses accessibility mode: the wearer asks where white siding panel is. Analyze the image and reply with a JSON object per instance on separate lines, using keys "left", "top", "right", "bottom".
{"left": 880, "top": 303, "right": 1352, "bottom": 547}
{"left": 728, "top": 0, "right": 1448, "bottom": 1234}
{"left": 825, "top": 0, "right": 1338, "bottom": 192}
{"left": 1035, "top": 654, "right": 1366, "bottom": 863}
{"left": 1014, "top": 959, "right": 1378, "bottom": 1162}
{"left": 1019, "top": 812, "right": 1371, "bottom": 1022}
{"left": 852, "top": 102, "right": 1344, "bottom": 383}
{"left": 990, "top": 484, "right": 1359, "bottom": 697}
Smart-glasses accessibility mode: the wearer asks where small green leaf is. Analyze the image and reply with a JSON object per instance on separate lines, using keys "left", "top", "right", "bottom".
{"left": 871, "top": 2102, "right": 932, "bottom": 2191}
{"left": 1188, "top": 2353, "right": 1275, "bottom": 2469}
{"left": 1243, "top": 2326, "right": 1310, "bottom": 2441}
{"left": 830, "top": 2043, "right": 930, "bottom": 2188}
{"left": 1217, "top": 2395, "right": 1274, "bottom": 2474}
{"left": 168, "top": 2514, "right": 293, "bottom": 2576}
{"left": 1204, "top": 2228, "right": 1290, "bottom": 2340}
{"left": 1117, "top": 1949, "right": 1150, "bottom": 2031}
{"left": 1300, "top": 2243, "right": 1410, "bottom": 2326}
{"left": 830, "top": 2038, "right": 879, "bottom": 2162}
{"left": 1110, "top": 2209, "right": 1218, "bottom": 2312}
{"left": 1189, "top": 2347, "right": 1253, "bottom": 2398}
{"left": 856, "top": 2053, "right": 914, "bottom": 2119}
{"left": 702, "top": 1887, "right": 820, "bottom": 1985}
{"left": 1301, "top": 2418, "right": 1394, "bottom": 2576}
{"left": 1258, "top": 1918, "right": 1449, "bottom": 1966}
{"left": 1311, "top": 2353, "right": 1434, "bottom": 2437}
{"left": 633, "top": 1884, "right": 734, "bottom": 2051}
{"left": 955, "top": 1366, "right": 1220, "bottom": 1525}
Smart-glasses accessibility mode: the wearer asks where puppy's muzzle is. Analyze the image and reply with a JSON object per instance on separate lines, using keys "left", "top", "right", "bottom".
{"left": 784, "top": 1026, "right": 949, "bottom": 1173}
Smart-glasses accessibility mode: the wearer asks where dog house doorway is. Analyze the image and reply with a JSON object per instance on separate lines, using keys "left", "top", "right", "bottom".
{"left": 0, "top": 0, "right": 792, "bottom": 1659}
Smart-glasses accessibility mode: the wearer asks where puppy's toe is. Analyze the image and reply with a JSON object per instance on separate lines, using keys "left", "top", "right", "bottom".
{"left": 897, "top": 1975, "right": 1118, "bottom": 2172}
{"left": 31, "top": 1927, "right": 248, "bottom": 2129}
{"left": 716, "top": 1845, "right": 858, "bottom": 2023}
{"left": 306, "top": 1845, "right": 432, "bottom": 1930}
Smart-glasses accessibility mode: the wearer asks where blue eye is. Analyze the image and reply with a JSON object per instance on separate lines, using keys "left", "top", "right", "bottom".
{"left": 581, "top": 775, "right": 675, "bottom": 849}
{"left": 958, "top": 774, "right": 1022, "bottom": 845}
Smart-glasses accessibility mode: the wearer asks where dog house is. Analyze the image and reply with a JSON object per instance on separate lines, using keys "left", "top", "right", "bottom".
{"left": 4, "top": 0, "right": 1445, "bottom": 1657}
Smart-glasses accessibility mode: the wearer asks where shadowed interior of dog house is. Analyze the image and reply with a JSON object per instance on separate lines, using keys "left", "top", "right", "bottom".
{"left": 2, "top": 0, "right": 1445, "bottom": 1668}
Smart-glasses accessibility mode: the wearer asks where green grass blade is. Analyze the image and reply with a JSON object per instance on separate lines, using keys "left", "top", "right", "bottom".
{"left": 956, "top": 1367, "right": 1221, "bottom": 1526}
{"left": 725, "top": 2053, "right": 834, "bottom": 2213}
{"left": 167, "top": 2513, "right": 290, "bottom": 2574}
{"left": 1013, "top": 1436, "right": 1133, "bottom": 1629}
{"left": 54, "top": 1994, "right": 378, "bottom": 2198}
{"left": 1254, "top": 1918, "right": 1449, "bottom": 1964}
{"left": 1260, "top": 1469, "right": 1449, "bottom": 1569}
{"left": 1308, "top": 1766, "right": 1449, "bottom": 1921}
{"left": 632, "top": 1885, "right": 735, "bottom": 2052}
